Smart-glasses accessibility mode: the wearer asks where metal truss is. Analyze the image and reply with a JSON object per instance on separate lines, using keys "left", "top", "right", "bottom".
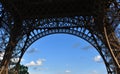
{"left": 0, "top": 0, "right": 120, "bottom": 74}
{"left": 8, "top": 16, "right": 118, "bottom": 74}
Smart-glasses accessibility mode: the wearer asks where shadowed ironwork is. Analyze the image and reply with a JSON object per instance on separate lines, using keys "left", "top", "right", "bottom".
{"left": 0, "top": 0, "right": 120, "bottom": 74}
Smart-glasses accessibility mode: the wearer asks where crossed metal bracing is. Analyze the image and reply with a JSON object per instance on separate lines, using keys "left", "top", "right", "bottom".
{"left": 0, "top": 16, "right": 118, "bottom": 74}
{"left": 0, "top": 0, "right": 120, "bottom": 74}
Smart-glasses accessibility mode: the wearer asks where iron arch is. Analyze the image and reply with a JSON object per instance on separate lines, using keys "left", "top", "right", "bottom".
{"left": 13, "top": 16, "right": 117, "bottom": 74}
{"left": 0, "top": 0, "right": 120, "bottom": 74}
{"left": 22, "top": 27, "right": 113, "bottom": 74}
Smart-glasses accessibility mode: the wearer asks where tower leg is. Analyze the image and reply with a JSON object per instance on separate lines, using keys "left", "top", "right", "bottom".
{"left": 0, "top": 43, "right": 15, "bottom": 74}
{"left": 116, "top": 68, "right": 120, "bottom": 74}
{"left": 0, "top": 66, "right": 8, "bottom": 74}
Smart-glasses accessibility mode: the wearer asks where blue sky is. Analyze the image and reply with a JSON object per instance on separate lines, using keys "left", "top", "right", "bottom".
{"left": 21, "top": 34, "right": 107, "bottom": 74}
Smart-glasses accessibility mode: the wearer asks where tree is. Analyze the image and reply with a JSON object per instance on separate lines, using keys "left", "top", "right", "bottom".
{"left": 18, "top": 64, "right": 29, "bottom": 74}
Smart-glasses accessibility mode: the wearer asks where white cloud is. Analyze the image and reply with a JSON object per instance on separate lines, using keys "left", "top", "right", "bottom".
{"left": 94, "top": 55, "right": 102, "bottom": 62}
{"left": 11, "top": 58, "right": 19, "bottom": 63}
{"left": 0, "top": 51, "right": 4, "bottom": 60}
{"left": 26, "top": 61, "right": 36, "bottom": 66}
{"left": 65, "top": 70, "right": 71, "bottom": 73}
{"left": 21, "top": 58, "right": 25, "bottom": 62}
{"left": 25, "top": 59, "right": 46, "bottom": 67}
{"left": 0, "top": 51, "right": 20, "bottom": 63}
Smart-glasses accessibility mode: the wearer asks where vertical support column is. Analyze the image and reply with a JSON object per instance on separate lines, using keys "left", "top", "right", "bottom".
{"left": 0, "top": 41, "right": 15, "bottom": 74}
{"left": 0, "top": 15, "right": 22, "bottom": 74}
{"left": 118, "top": 70, "right": 120, "bottom": 74}
{"left": 104, "top": 25, "right": 120, "bottom": 74}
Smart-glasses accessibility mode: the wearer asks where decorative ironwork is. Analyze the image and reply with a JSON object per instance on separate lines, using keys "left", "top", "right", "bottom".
{"left": 0, "top": 0, "right": 120, "bottom": 74}
{"left": 17, "top": 16, "right": 117, "bottom": 74}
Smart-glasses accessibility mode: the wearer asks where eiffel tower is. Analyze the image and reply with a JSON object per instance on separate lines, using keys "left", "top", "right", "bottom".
{"left": 0, "top": 0, "right": 120, "bottom": 74}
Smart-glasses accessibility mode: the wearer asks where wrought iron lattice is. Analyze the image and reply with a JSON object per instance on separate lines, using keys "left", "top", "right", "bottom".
{"left": 0, "top": 0, "right": 120, "bottom": 74}
{"left": 8, "top": 16, "right": 118, "bottom": 74}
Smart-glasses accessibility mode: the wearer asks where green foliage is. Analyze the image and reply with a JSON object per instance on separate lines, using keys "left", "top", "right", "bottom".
{"left": 18, "top": 64, "right": 29, "bottom": 74}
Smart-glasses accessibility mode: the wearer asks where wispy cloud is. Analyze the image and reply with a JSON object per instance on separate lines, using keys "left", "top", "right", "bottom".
{"left": 90, "top": 70, "right": 106, "bottom": 74}
{"left": 72, "top": 43, "right": 80, "bottom": 48}
{"left": 25, "top": 59, "right": 46, "bottom": 67}
{"left": 94, "top": 55, "right": 102, "bottom": 63}
{"left": 65, "top": 70, "right": 71, "bottom": 73}
{"left": 82, "top": 45, "right": 93, "bottom": 50}
{"left": 33, "top": 67, "right": 48, "bottom": 71}
{"left": 72, "top": 42, "right": 93, "bottom": 50}
{"left": 91, "top": 70, "right": 98, "bottom": 74}
{"left": 27, "top": 48, "right": 38, "bottom": 54}
{"left": 21, "top": 58, "right": 25, "bottom": 62}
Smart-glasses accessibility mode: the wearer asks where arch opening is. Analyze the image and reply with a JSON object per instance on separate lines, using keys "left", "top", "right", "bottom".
{"left": 13, "top": 16, "right": 115, "bottom": 74}
{"left": 21, "top": 34, "right": 107, "bottom": 74}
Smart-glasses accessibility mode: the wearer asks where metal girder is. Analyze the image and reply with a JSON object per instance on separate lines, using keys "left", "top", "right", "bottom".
{"left": 9, "top": 16, "right": 118, "bottom": 74}
{"left": 0, "top": 0, "right": 120, "bottom": 74}
{"left": 0, "top": 0, "right": 100, "bottom": 19}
